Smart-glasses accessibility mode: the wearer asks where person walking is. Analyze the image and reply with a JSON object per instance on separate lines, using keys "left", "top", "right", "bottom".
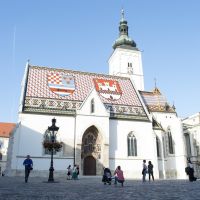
{"left": 142, "top": 160, "right": 147, "bottom": 182}
{"left": 148, "top": 161, "right": 154, "bottom": 181}
{"left": 114, "top": 166, "right": 125, "bottom": 187}
{"left": 187, "top": 158, "right": 196, "bottom": 182}
{"left": 23, "top": 155, "right": 33, "bottom": 183}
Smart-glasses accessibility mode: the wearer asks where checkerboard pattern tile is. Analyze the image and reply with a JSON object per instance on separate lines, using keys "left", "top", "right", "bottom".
{"left": 26, "top": 66, "right": 143, "bottom": 107}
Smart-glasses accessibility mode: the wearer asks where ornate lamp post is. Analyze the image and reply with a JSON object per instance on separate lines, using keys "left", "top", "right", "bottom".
{"left": 47, "top": 118, "right": 59, "bottom": 182}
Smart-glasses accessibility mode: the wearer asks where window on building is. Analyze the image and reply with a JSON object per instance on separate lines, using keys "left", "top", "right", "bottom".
{"left": 162, "top": 136, "right": 166, "bottom": 158}
{"left": 127, "top": 132, "right": 137, "bottom": 156}
{"left": 156, "top": 136, "right": 161, "bottom": 157}
{"left": 127, "top": 63, "right": 133, "bottom": 74}
{"left": 167, "top": 129, "right": 174, "bottom": 154}
{"left": 128, "top": 63, "right": 132, "bottom": 68}
{"left": 185, "top": 133, "right": 191, "bottom": 157}
{"left": 91, "top": 98, "right": 95, "bottom": 113}
{"left": 0, "top": 152, "right": 2, "bottom": 160}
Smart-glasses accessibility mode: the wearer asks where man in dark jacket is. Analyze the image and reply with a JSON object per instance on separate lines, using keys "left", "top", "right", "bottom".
{"left": 23, "top": 155, "right": 33, "bottom": 183}
{"left": 148, "top": 161, "right": 154, "bottom": 181}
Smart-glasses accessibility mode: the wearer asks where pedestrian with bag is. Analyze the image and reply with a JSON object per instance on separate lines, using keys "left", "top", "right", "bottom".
{"left": 23, "top": 155, "right": 33, "bottom": 183}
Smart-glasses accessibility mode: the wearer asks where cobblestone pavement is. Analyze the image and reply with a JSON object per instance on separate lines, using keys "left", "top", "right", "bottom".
{"left": 0, "top": 176, "right": 200, "bottom": 200}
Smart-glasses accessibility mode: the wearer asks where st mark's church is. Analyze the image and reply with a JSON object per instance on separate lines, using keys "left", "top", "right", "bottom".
{"left": 7, "top": 11, "right": 188, "bottom": 179}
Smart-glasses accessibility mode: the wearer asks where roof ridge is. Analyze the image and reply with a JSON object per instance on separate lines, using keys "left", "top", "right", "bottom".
{"left": 30, "top": 65, "right": 131, "bottom": 80}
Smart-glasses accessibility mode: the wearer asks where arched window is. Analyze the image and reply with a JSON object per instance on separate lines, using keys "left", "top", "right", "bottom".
{"left": 185, "top": 133, "right": 191, "bottom": 157}
{"left": 156, "top": 136, "right": 161, "bottom": 157}
{"left": 167, "top": 129, "right": 174, "bottom": 154}
{"left": 91, "top": 99, "right": 95, "bottom": 113}
{"left": 127, "top": 63, "right": 133, "bottom": 74}
{"left": 0, "top": 152, "right": 2, "bottom": 160}
{"left": 162, "top": 136, "right": 166, "bottom": 158}
{"left": 127, "top": 132, "right": 137, "bottom": 156}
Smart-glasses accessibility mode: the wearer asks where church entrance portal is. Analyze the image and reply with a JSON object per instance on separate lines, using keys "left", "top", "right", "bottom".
{"left": 81, "top": 126, "right": 101, "bottom": 176}
{"left": 83, "top": 156, "right": 96, "bottom": 175}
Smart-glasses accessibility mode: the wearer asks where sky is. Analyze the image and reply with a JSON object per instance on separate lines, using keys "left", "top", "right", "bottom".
{"left": 0, "top": 0, "right": 200, "bottom": 123}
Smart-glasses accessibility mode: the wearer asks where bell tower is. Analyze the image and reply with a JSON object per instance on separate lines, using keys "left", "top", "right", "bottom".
{"left": 108, "top": 10, "right": 144, "bottom": 91}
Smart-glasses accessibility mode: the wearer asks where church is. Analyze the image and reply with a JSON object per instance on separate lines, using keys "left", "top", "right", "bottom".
{"left": 7, "top": 11, "right": 188, "bottom": 179}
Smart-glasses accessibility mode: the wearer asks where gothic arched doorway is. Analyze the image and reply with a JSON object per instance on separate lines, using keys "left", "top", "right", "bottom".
{"left": 84, "top": 156, "right": 96, "bottom": 175}
{"left": 81, "top": 126, "right": 102, "bottom": 175}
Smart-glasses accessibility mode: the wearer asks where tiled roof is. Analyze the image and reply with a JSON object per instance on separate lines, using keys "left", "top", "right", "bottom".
{"left": 0, "top": 123, "right": 16, "bottom": 138}
{"left": 139, "top": 88, "right": 176, "bottom": 113}
{"left": 26, "top": 66, "right": 142, "bottom": 106}
{"left": 23, "top": 65, "right": 148, "bottom": 120}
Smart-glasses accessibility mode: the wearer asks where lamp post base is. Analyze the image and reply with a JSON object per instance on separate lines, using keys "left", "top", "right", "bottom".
{"left": 48, "top": 167, "right": 54, "bottom": 182}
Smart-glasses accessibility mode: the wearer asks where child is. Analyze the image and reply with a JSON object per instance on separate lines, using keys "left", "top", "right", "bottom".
{"left": 67, "top": 165, "right": 72, "bottom": 180}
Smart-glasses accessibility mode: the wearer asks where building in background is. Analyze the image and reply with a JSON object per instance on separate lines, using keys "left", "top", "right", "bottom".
{"left": 7, "top": 10, "right": 188, "bottom": 179}
{"left": 182, "top": 113, "right": 200, "bottom": 177}
{"left": 0, "top": 123, "right": 16, "bottom": 176}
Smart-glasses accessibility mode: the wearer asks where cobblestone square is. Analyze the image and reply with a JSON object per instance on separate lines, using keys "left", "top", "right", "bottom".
{"left": 0, "top": 176, "right": 200, "bottom": 200}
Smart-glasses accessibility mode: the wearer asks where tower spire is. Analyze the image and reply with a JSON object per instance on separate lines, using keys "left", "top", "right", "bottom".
{"left": 121, "top": 8, "right": 125, "bottom": 21}
{"left": 109, "top": 9, "right": 144, "bottom": 91}
{"left": 154, "top": 78, "right": 157, "bottom": 89}
{"left": 113, "top": 9, "right": 137, "bottom": 49}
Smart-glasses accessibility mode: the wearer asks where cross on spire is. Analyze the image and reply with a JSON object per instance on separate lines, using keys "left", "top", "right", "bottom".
{"left": 121, "top": 9, "right": 125, "bottom": 21}
{"left": 154, "top": 78, "right": 157, "bottom": 89}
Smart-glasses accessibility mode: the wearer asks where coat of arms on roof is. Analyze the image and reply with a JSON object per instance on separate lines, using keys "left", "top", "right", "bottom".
{"left": 47, "top": 72, "right": 75, "bottom": 96}
{"left": 93, "top": 78, "right": 122, "bottom": 100}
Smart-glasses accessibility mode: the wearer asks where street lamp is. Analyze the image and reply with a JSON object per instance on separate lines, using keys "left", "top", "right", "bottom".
{"left": 47, "top": 118, "right": 59, "bottom": 182}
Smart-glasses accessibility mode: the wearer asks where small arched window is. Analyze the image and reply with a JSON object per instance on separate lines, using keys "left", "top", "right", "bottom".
{"left": 162, "top": 136, "right": 166, "bottom": 158}
{"left": 127, "top": 132, "right": 137, "bottom": 156}
{"left": 91, "top": 99, "right": 95, "bottom": 113}
{"left": 156, "top": 136, "right": 161, "bottom": 157}
{"left": 127, "top": 63, "right": 133, "bottom": 74}
{"left": 167, "top": 129, "right": 174, "bottom": 154}
{"left": 185, "top": 133, "right": 191, "bottom": 157}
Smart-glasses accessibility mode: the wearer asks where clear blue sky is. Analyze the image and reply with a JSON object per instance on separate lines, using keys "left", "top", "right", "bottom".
{"left": 0, "top": 0, "right": 200, "bottom": 123}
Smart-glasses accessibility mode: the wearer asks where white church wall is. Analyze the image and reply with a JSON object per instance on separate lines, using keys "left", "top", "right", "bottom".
{"left": 153, "top": 112, "right": 187, "bottom": 179}
{"left": 109, "top": 119, "right": 158, "bottom": 179}
{"left": 154, "top": 129, "right": 167, "bottom": 179}
{"left": 10, "top": 113, "right": 76, "bottom": 174}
